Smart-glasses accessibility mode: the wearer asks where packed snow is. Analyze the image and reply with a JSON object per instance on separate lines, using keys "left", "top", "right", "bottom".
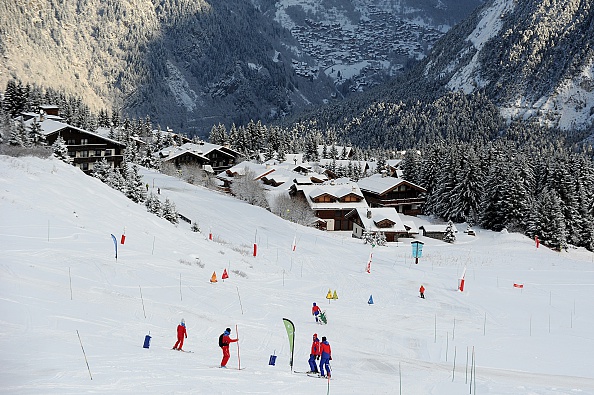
{"left": 1, "top": 155, "right": 594, "bottom": 394}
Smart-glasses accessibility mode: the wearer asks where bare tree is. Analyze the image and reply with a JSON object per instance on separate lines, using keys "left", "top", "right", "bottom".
{"left": 230, "top": 169, "right": 268, "bottom": 208}
{"left": 271, "top": 194, "right": 316, "bottom": 226}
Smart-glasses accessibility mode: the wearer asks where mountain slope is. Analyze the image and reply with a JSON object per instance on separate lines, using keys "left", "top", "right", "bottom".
{"left": 424, "top": 0, "right": 594, "bottom": 130}
{"left": 1, "top": 155, "right": 594, "bottom": 394}
{"left": 0, "top": 0, "right": 485, "bottom": 136}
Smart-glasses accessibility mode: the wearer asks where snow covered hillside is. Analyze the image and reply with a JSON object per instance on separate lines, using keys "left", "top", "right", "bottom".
{"left": 1, "top": 155, "right": 594, "bottom": 394}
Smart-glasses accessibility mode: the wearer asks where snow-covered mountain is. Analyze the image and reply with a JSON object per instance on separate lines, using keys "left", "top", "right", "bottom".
{"left": 2, "top": 154, "right": 594, "bottom": 394}
{"left": 0, "top": 0, "right": 482, "bottom": 136}
{"left": 424, "top": 0, "right": 594, "bottom": 130}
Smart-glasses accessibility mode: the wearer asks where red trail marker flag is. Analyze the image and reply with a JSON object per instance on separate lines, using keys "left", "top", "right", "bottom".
{"left": 291, "top": 235, "right": 297, "bottom": 252}
{"left": 513, "top": 283, "right": 524, "bottom": 288}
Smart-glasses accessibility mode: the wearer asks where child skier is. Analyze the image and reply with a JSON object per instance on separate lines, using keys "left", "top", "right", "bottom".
{"left": 219, "top": 327, "right": 238, "bottom": 368}
{"left": 312, "top": 302, "right": 321, "bottom": 323}
{"left": 307, "top": 333, "right": 321, "bottom": 374}
{"left": 172, "top": 318, "right": 187, "bottom": 350}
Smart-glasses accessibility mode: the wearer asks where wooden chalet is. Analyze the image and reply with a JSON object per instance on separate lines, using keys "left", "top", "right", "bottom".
{"left": 357, "top": 174, "right": 426, "bottom": 215}
{"left": 289, "top": 180, "right": 368, "bottom": 231}
{"left": 158, "top": 142, "right": 240, "bottom": 173}
{"left": 26, "top": 117, "right": 125, "bottom": 173}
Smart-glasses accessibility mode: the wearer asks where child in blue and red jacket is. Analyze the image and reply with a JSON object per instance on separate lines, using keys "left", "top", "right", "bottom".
{"left": 308, "top": 333, "right": 321, "bottom": 373}
{"left": 312, "top": 302, "right": 321, "bottom": 323}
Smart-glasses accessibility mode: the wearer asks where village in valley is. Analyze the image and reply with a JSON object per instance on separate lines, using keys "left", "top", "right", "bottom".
{"left": 288, "top": 7, "right": 443, "bottom": 91}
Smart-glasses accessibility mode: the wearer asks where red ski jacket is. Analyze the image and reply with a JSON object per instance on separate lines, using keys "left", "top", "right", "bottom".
{"left": 320, "top": 341, "right": 331, "bottom": 357}
{"left": 312, "top": 305, "right": 321, "bottom": 315}
{"left": 221, "top": 334, "right": 238, "bottom": 347}
{"left": 177, "top": 324, "right": 187, "bottom": 339}
{"left": 310, "top": 339, "right": 321, "bottom": 355}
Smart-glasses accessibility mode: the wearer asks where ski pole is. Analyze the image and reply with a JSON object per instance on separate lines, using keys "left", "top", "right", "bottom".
{"left": 236, "top": 324, "right": 241, "bottom": 370}
{"left": 76, "top": 330, "right": 93, "bottom": 380}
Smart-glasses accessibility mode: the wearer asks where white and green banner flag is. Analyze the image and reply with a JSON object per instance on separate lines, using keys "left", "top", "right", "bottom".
{"left": 282, "top": 318, "right": 295, "bottom": 370}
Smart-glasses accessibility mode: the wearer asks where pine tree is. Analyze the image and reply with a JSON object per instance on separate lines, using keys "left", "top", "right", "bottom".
{"left": 92, "top": 157, "right": 111, "bottom": 183}
{"left": 145, "top": 193, "right": 162, "bottom": 216}
{"left": 29, "top": 119, "right": 46, "bottom": 146}
{"left": 537, "top": 188, "right": 568, "bottom": 251}
{"left": 51, "top": 136, "right": 72, "bottom": 163}
{"left": 443, "top": 221, "right": 456, "bottom": 243}
{"left": 126, "top": 164, "right": 146, "bottom": 203}
{"left": 162, "top": 198, "right": 179, "bottom": 224}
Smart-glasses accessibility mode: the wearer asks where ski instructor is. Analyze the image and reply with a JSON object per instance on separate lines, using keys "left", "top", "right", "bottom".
{"left": 219, "top": 327, "right": 238, "bottom": 368}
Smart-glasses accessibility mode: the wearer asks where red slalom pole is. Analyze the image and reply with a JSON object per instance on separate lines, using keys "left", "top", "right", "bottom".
{"left": 236, "top": 324, "right": 241, "bottom": 370}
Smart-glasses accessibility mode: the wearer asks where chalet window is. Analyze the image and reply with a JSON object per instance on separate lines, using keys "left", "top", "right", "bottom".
{"left": 342, "top": 195, "right": 360, "bottom": 202}
{"left": 81, "top": 151, "right": 89, "bottom": 158}
{"left": 95, "top": 150, "right": 102, "bottom": 156}
{"left": 67, "top": 139, "right": 76, "bottom": 145}
{"left": 81, "top": 138, "right": 89, "bottom": 145}
{"left": 68, "top": 151, "right": 75, "bottom": 157}
{"left": 316, "top": 195, "right": 334, "bottom": 203}
{"left": 104, "top": 149, "right": 112, "bottom": 156}
{"left": 81, "top": 163, "right": 89, "bottom": 171}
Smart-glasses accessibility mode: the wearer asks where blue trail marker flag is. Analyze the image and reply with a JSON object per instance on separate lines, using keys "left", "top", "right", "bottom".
{"left": 111, "top": 234, "right": 118, "bottom": 260}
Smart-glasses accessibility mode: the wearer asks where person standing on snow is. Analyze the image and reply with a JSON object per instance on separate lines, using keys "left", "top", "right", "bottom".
{"left": 319, "top": 336, "right": 332, "bottom": 378}
{"left": 419, "top": 284, "right": 425, "bottom": 299}
{"left": 219, "top": 327, "right": 238, "bottom": 368}
{"left": 307, "top": 333, "right": 321, "bottom": 374}
{"left": 172, "top": 318, "right": 187, "bottom": 350}
{"left": 312, "top": 302, "right": 321, "bottom": 323}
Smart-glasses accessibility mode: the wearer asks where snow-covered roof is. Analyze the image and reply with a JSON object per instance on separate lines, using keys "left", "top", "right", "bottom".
{"left": 223, "top": 161, "right": 275, "bottom": 180}
{"left": 295, "top": 181, "right": 368, "bottom": 210}
{"left": 357, "top": 173, "right": 426, "bottom": 195}
{"left": 159, "top": 142, "right": 235, "bottom": 160}
{"left": 349, "top": 207, "right": 409, "bottom": 232}
{"left": 24, "top": 118, "right": 124, "bottom": 146}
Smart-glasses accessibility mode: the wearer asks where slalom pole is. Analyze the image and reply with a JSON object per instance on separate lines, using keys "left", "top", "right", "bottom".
{"left": 236, "top": 286, "right": 244, "bottom": 315}
{"left": 69, "top": 267, "right": 73, "bottom": 300}
{"left": 76, "top": 330, "right": 93, "bottom": 380}
{"left": 139, "top": 285, "right": 146, "bottom": 319}
{"left": 236, "top": 324, "right": 241, "bottom": 370}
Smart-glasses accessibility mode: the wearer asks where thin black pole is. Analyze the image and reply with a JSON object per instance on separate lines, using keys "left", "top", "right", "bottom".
{"left": 76, "top": 330, "right": 92, "bottom": 380}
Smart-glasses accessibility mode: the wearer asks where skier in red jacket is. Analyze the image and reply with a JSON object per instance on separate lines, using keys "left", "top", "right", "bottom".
{"left": 172, "top": 318, "right": 187, "bottom": 350}
{"left": 319, "top": 336, "right": 332, "bottom": 378}
{"left": 307, "top": 333, "right": 321, "bottom": 373}
{"left": 219, "top": 327, "right": 238, "bottom": 368}
{"left": 419, "top": 285, "right": 425, "bottom": 299}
